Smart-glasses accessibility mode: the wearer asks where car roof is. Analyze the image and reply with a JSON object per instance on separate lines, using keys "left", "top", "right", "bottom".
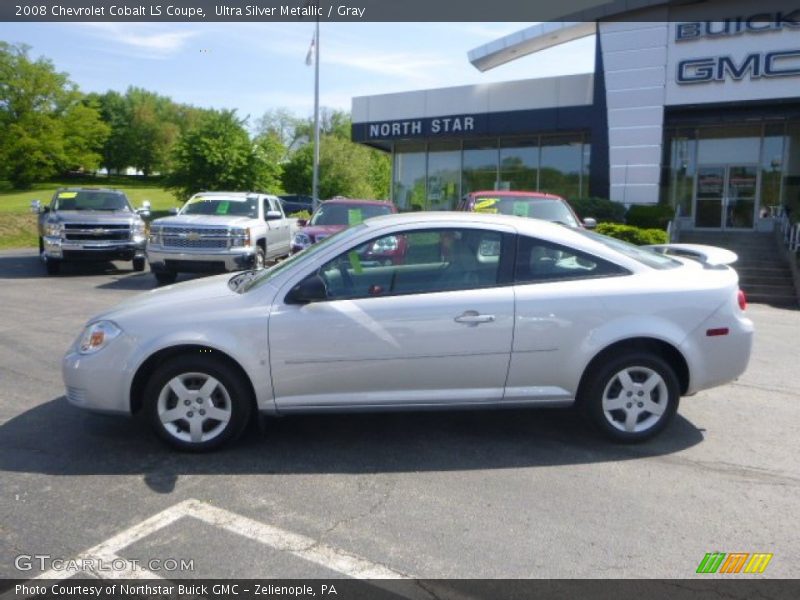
{"left": 468, "top": 190, "right": 565, "bottom": 200}
{"left": 56, "top": 187, "right": 125, "bottom": 193}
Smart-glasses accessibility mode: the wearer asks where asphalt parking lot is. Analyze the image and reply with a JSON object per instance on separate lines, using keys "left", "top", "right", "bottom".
{"left": 1, "top": 248, "right": 799, "bottom": 580}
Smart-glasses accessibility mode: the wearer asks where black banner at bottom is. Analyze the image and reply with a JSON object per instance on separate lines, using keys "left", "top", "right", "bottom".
{"left": 1, "top": 579, "right": 799, "bottom": 600}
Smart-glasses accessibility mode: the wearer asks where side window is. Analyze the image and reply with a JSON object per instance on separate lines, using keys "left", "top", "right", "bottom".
{"left": 268, "top": 197, "right": 281, "bottom": 214}
{"left": 262, "top": 198, "right": 270, "bottom": 220}
{"left": 515, "top": 235, "right": 629, "bottom": 283}
{"left": 318, "top": 228, "right": 507, "bottom": 300}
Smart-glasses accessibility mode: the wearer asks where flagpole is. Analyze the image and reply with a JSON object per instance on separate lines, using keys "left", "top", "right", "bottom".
{"left": 311, "top": 12, "right": 320, "bottom": 212}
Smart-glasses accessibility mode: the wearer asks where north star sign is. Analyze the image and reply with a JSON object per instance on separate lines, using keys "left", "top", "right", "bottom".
{"left": 367, "top": 116, "right": 477, "bottom": 139}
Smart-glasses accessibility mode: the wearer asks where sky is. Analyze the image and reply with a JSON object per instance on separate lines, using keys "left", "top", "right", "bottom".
{"left": 0, "top": 22, "right": 595, "bottom": 129}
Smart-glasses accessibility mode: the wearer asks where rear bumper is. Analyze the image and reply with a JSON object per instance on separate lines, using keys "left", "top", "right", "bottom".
{"left": 147, "top": 246, "right": 257, "bottom": 273}
{"left": 682, "top": 314, "right": 754, "bottom": 395}
{"left": 43, "top": 236, "right": 146, "bottom": 261}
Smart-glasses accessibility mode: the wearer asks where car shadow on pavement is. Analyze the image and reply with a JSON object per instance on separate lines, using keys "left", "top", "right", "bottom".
{"left": 0, "top": 397, "right": 704, "bottom": 493}
{"left": 0, "top": 252, "right": 133, "bottom": 279}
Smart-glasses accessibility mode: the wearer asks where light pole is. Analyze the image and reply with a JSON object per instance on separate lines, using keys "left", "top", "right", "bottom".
{"left": 311, "top": 11, "right": 320, "bottom": 211}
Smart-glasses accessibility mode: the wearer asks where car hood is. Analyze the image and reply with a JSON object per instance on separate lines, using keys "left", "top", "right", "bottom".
{"left": 302, "top": 224, "right": 347, "bottom": 239}
{"left": 152, "top": 215, "right": 255, "bottom": 228}
{"left": 51, "top": 211, "right": 139, "bottom": 224}
{"left": 94, "top": 273, "right": 238, "bottom": 325}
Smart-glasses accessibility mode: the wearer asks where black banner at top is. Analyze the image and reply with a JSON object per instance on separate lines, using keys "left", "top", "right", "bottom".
{"left": 2, "top": 0, "right": 799, "bottom": 22}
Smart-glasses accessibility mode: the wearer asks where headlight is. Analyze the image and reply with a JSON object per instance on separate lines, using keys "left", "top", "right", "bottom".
{"left": 78, "top": 321, "right": 122, "bottom": 355}
{"left": 133, "top": 220, "right": 146, "bottom": 241}
{"left": 149, "top": 226, "right": 161, "bottom": 245}
{"left": 45, "top": 221, "right": 63, "bottom": 237}
{"left": 293, "top": 232, "right": 311, "bottom": 248}
{"left": 371, "top": 235, "right": 398, "bottom": 253}
{"left": 230, "top": 228, "right": 250, "bottom": 247}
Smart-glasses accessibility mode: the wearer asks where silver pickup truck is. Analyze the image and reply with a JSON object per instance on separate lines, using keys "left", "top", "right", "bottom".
{"left": 32, "top": 188, "right": 150, "bottom": 275}
{"left": 146, "top": 191, "right": 296, "bottom": 285}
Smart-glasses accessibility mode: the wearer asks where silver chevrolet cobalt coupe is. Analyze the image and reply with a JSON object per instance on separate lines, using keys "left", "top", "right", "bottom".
{"left": 63, "top": 213, "right": 753, "bottom": 451}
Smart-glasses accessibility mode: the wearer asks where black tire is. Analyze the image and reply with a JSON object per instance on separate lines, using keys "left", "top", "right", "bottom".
{"left": 132, "top": 257, "right": 146, "bottom": 272}
{"left": 45, "top": 258, "right": 61, "bottom": 275}
{"left": 144, "top": 354, "right": 253, "bottom": 452}
{"left": 579, "top": 352, "right": 680, "bottom": 443}
{"left": 153, "top": 270, "right": 178, "bottom": 285}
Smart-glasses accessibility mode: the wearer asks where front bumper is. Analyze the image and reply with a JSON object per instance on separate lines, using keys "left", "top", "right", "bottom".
{"left": 147, "top": 246, "right": 257, "bottom": 273}
{"left": 62, "top": 334, "right": 138, "bottom": 415}
{"left": 43, "top": 236, "right": 146, "bottom": 261}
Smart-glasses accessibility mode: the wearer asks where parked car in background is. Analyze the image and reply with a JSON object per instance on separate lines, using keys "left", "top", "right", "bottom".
{"left": 31, "top": 188, "right": 149, "bottom": 275}
{"left": 63, "top": 212, "right": 752, "bottom": 451}
{"left": 279, "top": 195, "right": 314, "bottom": 216}
{"left": 147, "top": 192, "right": 297, "bottom": 285}
{"left": 291, "top": 198, "right": 397, "bottom": 253}
{"left": 458, "top": 191, "right": 595, "bottom": 229}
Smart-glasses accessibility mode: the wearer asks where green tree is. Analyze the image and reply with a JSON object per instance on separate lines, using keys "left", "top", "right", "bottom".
{"left": 282, "top": 134, "right": 389, "bottom": 199}
{"left": 166, "top": 110, "right": 284, "bottom": 200}
{"left": 125, "top": 87, "right": 180, "bottom": 175}
{"left": 0, "top": 42, "right": 108, "bottom": 187}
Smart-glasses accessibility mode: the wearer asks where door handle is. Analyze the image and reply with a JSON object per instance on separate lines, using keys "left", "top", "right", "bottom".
{"left": 454, "top": 310, "right": 496, "bottom": 325}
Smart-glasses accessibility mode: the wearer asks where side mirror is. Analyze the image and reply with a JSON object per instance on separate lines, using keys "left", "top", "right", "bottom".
{"left": 136, "top": 202, "right": 151, "bottom": 218}
{"left": 168, "top": 207, "right": 179, "bottom": 216}
{"left": 266, "top": 210, "right": 283, "bottom": 221}
{"left": 30, "top": 200, "right": 42, "bottom": 214}
{"left": 582, "top": 217, "right": 597, "bottom": 229}
{"left": 286, "top": 274, "right": 327, "bottom": 304}
{"left": 297, "top": 219, "right": 308, "bottom": 227}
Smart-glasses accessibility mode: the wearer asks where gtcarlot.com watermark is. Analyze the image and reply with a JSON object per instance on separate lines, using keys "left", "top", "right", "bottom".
{"left": 15, "top": 554, "right": 195, "bottom": 573}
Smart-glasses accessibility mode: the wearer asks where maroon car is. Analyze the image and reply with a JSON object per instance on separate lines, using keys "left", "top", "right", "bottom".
{"left": 291, "top": 198, "right": 398, "bottom": 254}
{"left": 457, "top": 190, "right": 594, "bottom": 228}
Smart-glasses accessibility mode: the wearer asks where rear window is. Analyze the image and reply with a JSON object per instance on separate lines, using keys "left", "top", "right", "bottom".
{"left": 578, "top": 230, "right": 681, "bottom": 270}
{"left": 471, "top": 195, "right": 579, "bottom": 227}
{"left": 53, "top": 190, "right": 130, "bottom": 212}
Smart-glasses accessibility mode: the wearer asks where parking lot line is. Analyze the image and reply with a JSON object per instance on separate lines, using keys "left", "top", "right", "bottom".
{"left": 33, "top": 498, "right": 409, "bottom": 581}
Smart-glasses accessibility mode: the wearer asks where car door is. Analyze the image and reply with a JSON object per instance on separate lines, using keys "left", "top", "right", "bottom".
{"left": 504, "top": 234, "right": 633, "bottom": 405}
{"left": 268, "top": 225, "right": 516, "bottom": 410}
{"left": 262, "top": 196, "right": 287, "bottom": 258}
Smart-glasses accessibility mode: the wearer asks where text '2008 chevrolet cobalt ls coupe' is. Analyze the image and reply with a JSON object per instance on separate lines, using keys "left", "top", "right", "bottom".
{"left": 63, "top": 213, "right": 753, "bottom": 451}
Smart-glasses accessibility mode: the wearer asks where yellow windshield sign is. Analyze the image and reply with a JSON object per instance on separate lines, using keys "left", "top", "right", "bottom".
{"left": 57, "top": 192, "right": 77, "bottom": 199}
{"left": 348, "top": 251, "right": 363, "bottom": 274}
{"left": 474, "top": 198, "right": 499, "bottom": 214}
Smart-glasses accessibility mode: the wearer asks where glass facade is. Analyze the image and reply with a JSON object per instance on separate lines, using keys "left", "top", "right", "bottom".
{"left": 663, "top": 120, "right": 800, "bottom": 228}
{"left": 391, "top": 133, "right": 590, "bottom": 211}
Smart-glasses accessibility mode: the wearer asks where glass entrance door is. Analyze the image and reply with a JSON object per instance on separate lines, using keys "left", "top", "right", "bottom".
{"left": 694, "top": 164, "right": 758, "bottom": 229}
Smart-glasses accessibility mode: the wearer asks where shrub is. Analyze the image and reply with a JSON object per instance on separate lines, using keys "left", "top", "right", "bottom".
{"left": 595, "top": 223, "right": 668, "bottom": 245}
{"left": 288, "top": 210, "right": 312, "bottom": 220}
{"left": 625, "top": 204, "right": 674, "bottom": 229}
{"left": 569, "top": 197, "right": 626, "bottom": 223}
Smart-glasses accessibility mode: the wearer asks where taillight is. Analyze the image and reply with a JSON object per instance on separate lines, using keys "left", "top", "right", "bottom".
{"left": 737, "top": 289, "right": 747, "bottom": 311}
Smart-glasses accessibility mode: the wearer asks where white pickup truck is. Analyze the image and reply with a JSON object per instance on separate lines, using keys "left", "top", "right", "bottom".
{"left": 146, "top": 191, "right": 297, "bottom": 285}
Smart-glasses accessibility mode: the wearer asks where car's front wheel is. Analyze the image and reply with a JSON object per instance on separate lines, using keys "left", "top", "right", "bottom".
{"left": 45, "top": 257, "right": 61, "bottom": 275}
{"left": 153, "top": 270, "right": 177, "bottom": 285}
{"left": 581, "top": 353, "right": 679, "bottom": 442}
{"left": 144, "top": 354, "right": 253, "bottom": 451}
{"left": 132, "top": 257, "right": 146, "bottom": 272}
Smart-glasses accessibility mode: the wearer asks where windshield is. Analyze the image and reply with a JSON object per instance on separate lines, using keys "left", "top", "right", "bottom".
{"left": 242, "top": 225, "right": 366, "bottom": 293}
{"left": 578, "top": 230, "right": 681, "bottom": 270}
{"left": 472, "top": 195, "right": 579, "bottom": 227}
{"left": 310, "top": 203, "right": 393, "bottom": 226}
{"left": 182, "top": 197, "right": 258, "bottom": 218}
{"left": 53, "top": 191, "right": 130, "bottom": 212}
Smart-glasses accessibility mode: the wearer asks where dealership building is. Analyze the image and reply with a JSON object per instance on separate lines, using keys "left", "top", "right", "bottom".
{"left": 351, "top": 0, "right": 800, "bottom": 233}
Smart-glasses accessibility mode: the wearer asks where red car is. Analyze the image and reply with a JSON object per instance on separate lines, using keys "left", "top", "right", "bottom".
{"left": 291, "top": 198, "right": 398, "bottom": 254}
{"left": 457, "top": 190, "right": 595, "bottom": 228}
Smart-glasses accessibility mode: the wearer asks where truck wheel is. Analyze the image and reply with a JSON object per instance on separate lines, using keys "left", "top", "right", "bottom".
{"left": 255, "top": 246, "right": 266, "bottom": 270}
{"left": 154, "top": 270, "right": 178, "bottom": 285}
{"left": 45, "top": 258, "right": 61, "bottom": 276}
{"left": 132, "top": 257, "right": 146, "bottom": 272}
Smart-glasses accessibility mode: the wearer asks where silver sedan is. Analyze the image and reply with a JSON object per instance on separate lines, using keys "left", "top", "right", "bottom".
{"left": 63, "top": 213, "right": 753, "bottom": 451}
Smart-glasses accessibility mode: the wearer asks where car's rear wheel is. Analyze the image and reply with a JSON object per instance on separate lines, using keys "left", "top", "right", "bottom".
{"left": 132, "top": 257, "right": 146, "bottom": 272}
{"left": 153, "top": 270, "right": 177, "bottom": 285}
{"left": 581, "top": 353, "right": 679, "bottom": 442}
{"left": 144, "top": 354, "right": 253, "bottom": 451}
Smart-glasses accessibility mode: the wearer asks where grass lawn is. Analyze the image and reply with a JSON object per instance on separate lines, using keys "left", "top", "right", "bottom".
{"left": 0, "top": 178, "right": 179, "bottom": 250}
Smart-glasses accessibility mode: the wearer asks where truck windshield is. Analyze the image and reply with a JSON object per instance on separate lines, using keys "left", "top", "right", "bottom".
{"left": 182, "top": 198, "right": 258, "bottom": 218}
{"left": 53, "top": 191, "right": 130, "bottom": 212}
